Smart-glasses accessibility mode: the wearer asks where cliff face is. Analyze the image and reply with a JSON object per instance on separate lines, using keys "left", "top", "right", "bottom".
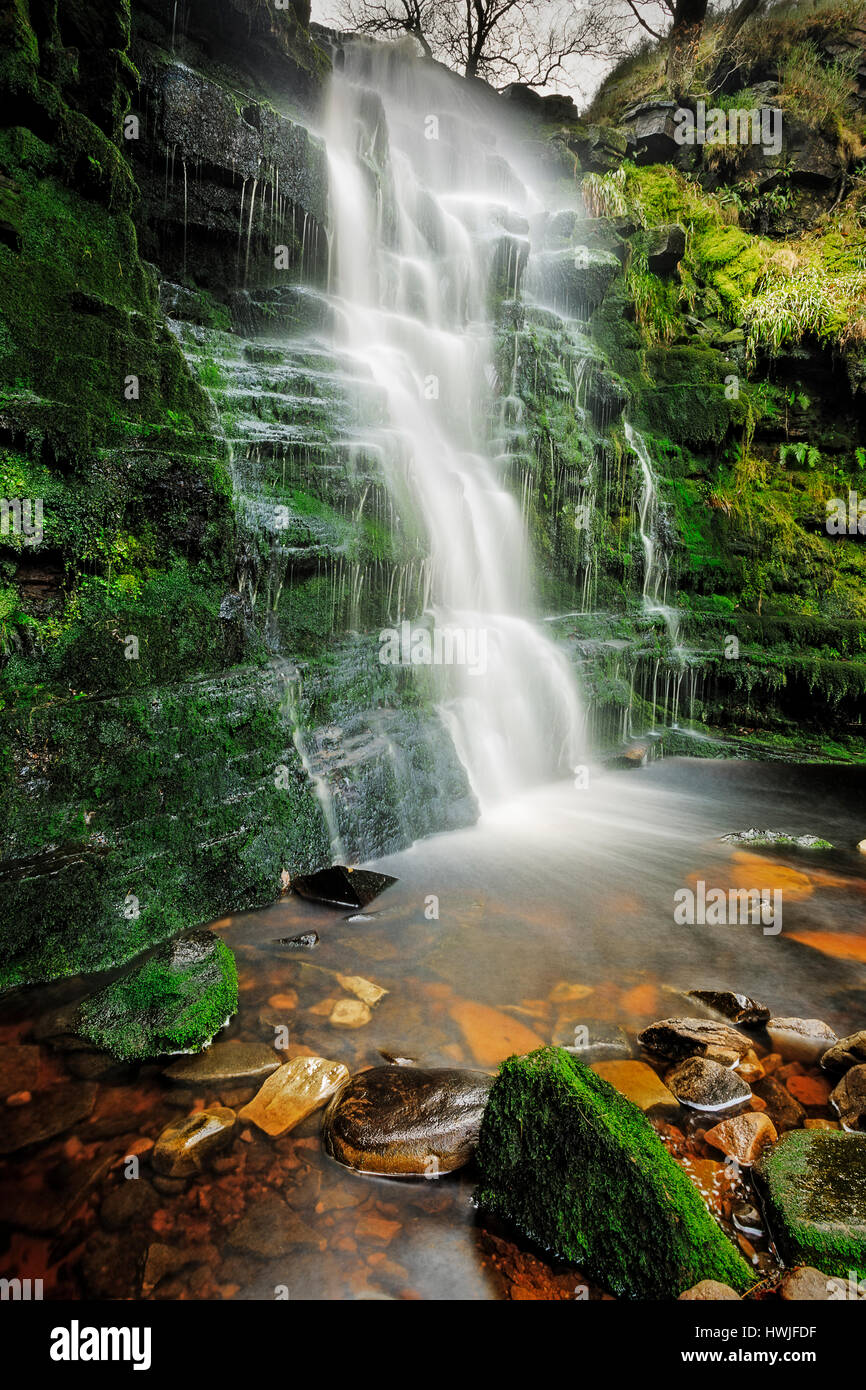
{"left": 1, "top": 2, "right": 864, "bottom": 990}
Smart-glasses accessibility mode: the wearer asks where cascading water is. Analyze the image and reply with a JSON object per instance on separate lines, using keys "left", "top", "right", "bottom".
{"left": 323, "top": 42, "right": 584, "bottom": 810}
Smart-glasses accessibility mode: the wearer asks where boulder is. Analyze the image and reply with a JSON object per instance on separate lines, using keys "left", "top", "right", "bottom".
{"left": 638, "top": 1017, "right": 752, "bottom": 1066}
{"left": 570, "top": 124, "right": 630, "bottom": 173}
{"left": 291, "top": 866, "right": 396, "bottom": 909}
{"left": 525, "top": 247, "right": 621, "bottom": 319}
{"left": 323, "top": 1065, "right": 493, "bottom": 1175}
{"left": 646, "top": 223, "right": 686, "bottom": 275}
{"left": 624, "top": 101, "right": 681, "bottom": 164}
{"left": 665, "top": 1056, "right": 751, "bottom": 1111}
{"left": 754, "top": 1130, "right": 866, "bottom": 1280}
{"left": 476, "top": 1048, "right": 754, "bottom": 1299}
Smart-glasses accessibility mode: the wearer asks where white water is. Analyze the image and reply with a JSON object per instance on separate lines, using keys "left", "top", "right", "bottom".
{"left": 323, "top": 43, "right": 584, "bottom": 810}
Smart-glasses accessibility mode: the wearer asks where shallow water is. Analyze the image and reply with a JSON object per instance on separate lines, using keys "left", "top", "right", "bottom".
{"left": 2, "top": 759, "right": 865, "bottom": 1300}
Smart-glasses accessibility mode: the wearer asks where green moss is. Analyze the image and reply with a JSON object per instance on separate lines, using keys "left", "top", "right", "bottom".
{"left": 475, "top": 1046, "right": 755, "bottom": 1299}
{"left": 755, "top": 1130, "right": 866, "bottom": 1281}
{"left": 76, "top": 930, "right": 238, "bottom": 1060}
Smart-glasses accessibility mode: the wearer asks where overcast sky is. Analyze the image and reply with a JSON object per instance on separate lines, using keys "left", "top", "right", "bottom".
{"left": 308, "top": 0, "right": 672, "bottom": 107}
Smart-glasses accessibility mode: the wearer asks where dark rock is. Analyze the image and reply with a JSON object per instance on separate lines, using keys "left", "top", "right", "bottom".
{"left": 766, "top": 1017, "right": 837, "bottom": 1065}
{"left": 830, "top": 1064, "right": 866, "bottom": 1131}
{"left": 76, "top": 930, "right": 238, "bottom": 1062}
{"left": 0, "top": 1082, "right": 97, "bottom": 1155}
{"left": 665, "top": 1057, "right": 751, "bottom": 1111}
{"left": 81, "top": 1229, "right": 147, "bottom": 1300}
{"left": 152, "top": 1106, "right": 237, "bottom": 1177}
{"left": 732, "top": 1200, "right": 763, "bottom": 1237}
{"left": 646, "top": 223, "right": 686, "bottom": 275}
{"left": 687, "top": 990, "right": 770, "bottom": 1026}
{"left": 0, "top": 1043, "right": 40, "bottom": 1096}
{"left": 753, "top": 1075, "right": 806, "bottom": 1132}
{"left": 754, "top": 1130, "right": 866, "bottom": 1279}
{"left": 821, "top": 1030, "right": 866, "bottom": 1075}
{"left": 569, "top": 124, "right": 630, "bottom": 173}
{"left": 323, "top": 1065, "right": 493, "bottom": 1175}
{"left": 525, "top": 247, "right": 621, "bottom": 318}
{"left": 163, "top": 1041, "right": 280, "bottom": 1087}
{"left": 228, "top": 1192, "right": 323, "bottom": 1258}
{"left": 275, "top": 931, "right": 319, "bottom": 949}
{"left": 638, "top": 1017, "right": 752, "bottom": 1066}
{"left": 291, "top": 866, "right": 397, "bottom": 910}
{"left": 555, "top": 1018, "right": 633, "bottom": 1063}
{"left": 100, "top": 1180, "right": 160, "bottom": 1231}
{"left": 623, "top": 101, "right": 681, "bottom": 164}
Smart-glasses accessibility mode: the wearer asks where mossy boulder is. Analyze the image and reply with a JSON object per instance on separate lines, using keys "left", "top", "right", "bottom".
{"left": 475, "top": 1046, "right": 755, "bottom": 1299}
{"left": 76, "top": 929, "right": 238, "bottom": 1061}
{"left": 754, "top": 1129, "right": 866, "bottom": 1281}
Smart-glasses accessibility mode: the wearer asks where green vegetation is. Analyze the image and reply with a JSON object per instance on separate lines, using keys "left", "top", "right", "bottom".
{"left": 756, "top": 1130, "right": 866, "bottom": 1280}
{"left": 476, "top": 1047, "right": 755, "bottom": 1299}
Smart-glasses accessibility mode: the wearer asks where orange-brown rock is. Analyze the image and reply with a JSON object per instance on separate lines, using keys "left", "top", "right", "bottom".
{"left": 703, "top": 1111, "right": 778, "bottom": 1166}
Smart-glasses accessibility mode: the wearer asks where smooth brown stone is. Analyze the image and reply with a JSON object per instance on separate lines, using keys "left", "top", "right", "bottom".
{"left": 323, "top": 1065, "right": 492, "bottom": 1175}
{"left": 638, "top": 1017, "right": 752, "bottom": 1064}
{"left": 239, "top": 1056, "right": 349, "bottom": 1137}
{"left": 163, "top": 1042, "right": 281, "bottom": 1088}
{"left": 152, "top": 1106, "right": 237, "bottom": 1177}
{"left": 591, "top": 1060, "right": 679, "bottom": 1113}
{"left": 703, "top": 1111, "right": 778, "bottom": 1166}
{"left": 0, "top": 1082, "right": 97, "bottom": 1155}
{"left": 679, "top": 1280, "right": 741, "bottom": 1300}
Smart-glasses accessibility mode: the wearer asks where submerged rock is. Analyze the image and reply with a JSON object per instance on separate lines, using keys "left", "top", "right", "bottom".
{"left": 638, "top": 1017, "right": 752, "bottom": 1066}
{"left": 754, "top": 1130, "right": 866, "bottom": 1280}
{"left": 753, "top": 1075, "right": 806, "bottom": 1132}
{"left": 228, "top": 1192, "right": 324, "bottom": 1259}
{"left": 766, "top": 1017, "right": 837, "bottom": 1065}
{"left": 703, "top": 1112, "right": 778, "bottom": 1167}
{"left": 275, "top": 931, "right": 319, "bottom": 949}
{"left": 555, "top": 1018, "right": 632, "bottom": 1063}
{"left": 0, "top": 1082, "right": 97, "bottom": 1155}
{"left": 591, "top": 1059, "right": 678, "bottom": 1113}
{"left": 163, "top": 1041, "right": 280, "bottom": 1088}
{"left": 291, "top": 866, "right": 397, "bottom": 909}
{"left": 665, "top": 1057, "right": 751, "bottom": 1112}
{"left": 829, "top": 1064, "right": 866, "bottom": 1131}
{"left": 323, "top": 1065, "right": 493, "bottom": 1175}
{"left": 76, "top": 930, "right": 238, "bottom": 1062}
{"left": 720, "top": 829, "right": 833, "bottom": 849}
{"left": 239, "top": 1056, "right": 349, "bottom": 1137}
{"left": 475, "top": 1048, "right": 754, "bottom": 1299}
{"left": 821, "top": 1029, "right": 866, "bottom": 1075}
{"left": 152, "top": 1106, "right": 237, "bottom": 1177}
{"left": 686, "top": 990, "right": 770, "bottom": 1026}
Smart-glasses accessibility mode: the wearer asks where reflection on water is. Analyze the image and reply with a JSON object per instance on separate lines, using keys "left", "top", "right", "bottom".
{"left": 1, "top": 760, "right": 865, "bottom": 1300}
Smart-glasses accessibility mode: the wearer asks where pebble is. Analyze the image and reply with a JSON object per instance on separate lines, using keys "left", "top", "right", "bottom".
{"left": 785, "top": 1073, "right": 832, "bottom": 1107}
{"left": 778, "top": 1266, "right": 847, "bottom": 1301}
{"left": 829, "top": 1063, "right": 866, "bottom": 1131}
{"left": 702, "top": 1111, "right": 778, "bottom": 1166}
{"left": 239, "top": 1056, "right": 349, "bottom": 1137}
{"left": 637, "top": 1017, "right": 752, "bottom": 1066}
{"left": 152, "top": 1106, "right": 237, "bottom": 1177}
{"left": 678, "top": 1281, "right": 740, "bottom": 1300}
{"left": 329, "top": 999, "right": 372, "bottom": 1028}
{"left": 665, "top": 1056, "right": 751, "bottom": 1111}
{"left": 162, "top": 1041, "right": 281, "bottom": 1088}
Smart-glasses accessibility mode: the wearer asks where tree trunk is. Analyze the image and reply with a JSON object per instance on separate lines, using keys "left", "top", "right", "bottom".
{"left": 666, "top": 0, "right": 708, "bottom": 96}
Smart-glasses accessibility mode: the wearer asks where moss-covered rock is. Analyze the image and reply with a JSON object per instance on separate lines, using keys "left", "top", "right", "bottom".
{"left": 76, "top": 928, "right": 238, "bottom": 1060}
{"left": 754, "top": 1129, "right": 866, "bottom": 1281}
{"left": 475, "top": 1046, "right": 755, "bottom": 1299}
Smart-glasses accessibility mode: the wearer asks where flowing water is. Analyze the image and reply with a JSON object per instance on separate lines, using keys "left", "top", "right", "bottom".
{"left": 323, "top": 44, "right": 584, "bottom": 808}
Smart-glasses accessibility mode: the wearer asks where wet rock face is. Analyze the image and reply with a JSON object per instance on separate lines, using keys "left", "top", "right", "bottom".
{"left": 821, "top": 1030, "right": 866, "bottom": 1075}
{"left": 703, "top": 1112, "right": 778, "bottom": 1167}
{"left": 0, "top": 1083, "right": 97, "bottom": 1156}
{"left": 322, "top": 1065, "right": 493, "bottom": 1175}
{"left": 291, "top": 866, "right": 397, "bottom": 910}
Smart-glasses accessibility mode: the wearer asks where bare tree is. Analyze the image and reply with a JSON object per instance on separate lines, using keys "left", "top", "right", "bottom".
{"left": 604, "top": 0, "right": 768, "bottom": 93}
{"left": 336, "top": 0, "right": 615, "bottom": 90}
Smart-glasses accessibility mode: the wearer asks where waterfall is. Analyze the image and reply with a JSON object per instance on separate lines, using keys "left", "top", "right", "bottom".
{"left": 323, "top": 43, "right": 584, "bottom": 810}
